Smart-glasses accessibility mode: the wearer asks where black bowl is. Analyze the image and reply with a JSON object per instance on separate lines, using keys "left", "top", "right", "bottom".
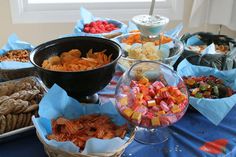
{"left": 30, "top": 36, "right": 122, "bottom": 101}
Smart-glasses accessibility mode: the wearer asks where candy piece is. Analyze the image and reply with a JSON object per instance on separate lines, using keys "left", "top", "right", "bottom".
{"left": 119, "top": 95, "right": 128, "bottom": 106}
{"left": 145, "top": 111, "right": 154, "bottom": 119}
{"left": 140, "top": 116, "right": 151, "bottom": 127}
{"left": 195, "top": 92, "right": 203, "bottom": 98}
{"left": 199, "top": 84, "right": 207, "bottom": 91}
{"left": 203, "top": 91, "right": 211, "bottom": 98}
{"left": 171, "top": 105, "right": 181, "bottom": 113}
{"left": 147, "top": 100, "right": 156, "bottom": 107}
{"left": 151, "top": 117, "right": 160, "bottom": 126}
{"left": 160, "top": 117, "right": 170, "bottom": 126}
{"left": 143, "top": 95, "right": 152, "bottom": 101}
{"left": 134, "top": 105, "right": 148, "bottom": 115}
{"left": 131, "top": 111, "right": 142, "bottom": 124}
{"left": 135, "top": 93, "right": 143, "bottom": 100}
{"left": 151, "top": 106, "right": 160, "bottom": 112}
{"left": 166, "top": 115, "right": 177, "bottom": 124}
{"left": 160, "top": 91, "right": 170, "bottom": 98}
{"left": 148, "top": 88, "right": 156, "bottom": 97}
{"left": 152, "top": 81, "right": 165, "bottom": 89}
{"left": 186, "top": 78, "right": 195, "bottom": 86}
{"left": 192, "top": 88, "right": 200, "bottom": 95}
{"left": 166, "top": 98, "right": 175, "bottom": 108}
{"left": 123, "top": 108, "right": 134, "bottom": 118}
{"left": 160, "top": 101, "right": 169, "bottom": 112}
{"left": 158, "top": 110, "right": 166, "bottom": 115}
{"left": 213, "top": 86, "right": 219, "bottom": 97}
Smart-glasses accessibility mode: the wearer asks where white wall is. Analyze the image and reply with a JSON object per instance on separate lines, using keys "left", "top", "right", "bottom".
{"left": 0, "top": 0, "right": 236, "bottom": 47}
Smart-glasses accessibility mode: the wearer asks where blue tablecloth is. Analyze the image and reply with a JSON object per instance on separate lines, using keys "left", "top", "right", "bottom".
{"left": 0, "top": 68, "right": 236, "bottom": 157}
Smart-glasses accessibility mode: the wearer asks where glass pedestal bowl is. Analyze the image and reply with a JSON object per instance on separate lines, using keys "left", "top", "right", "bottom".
{"left": 113, "top": 32, "right": 184, "bottom": 71}
{"left": 115, "top": 61, "right": 189, "bottom": 144}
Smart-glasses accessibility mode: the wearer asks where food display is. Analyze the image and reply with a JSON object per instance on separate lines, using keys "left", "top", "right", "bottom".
{"left": 186, "top": 44, "right": 229, "bottom": 55}
{"left": 0, "top": 49, "right": 30, "bottom": 62}
{"left": 0, "top": 77, "right": 45, "bottom": 134}
{"left": 125, "top": 42, "right": 162, "bottom": 60}
{"left": 42, "top": 49, "right": 112, "bottom": 72}
{"left": 83, "top": 20, "right": 118, "bottom": 34}
{"left": 47, "top": 114, "right": 128, "bottom": 150}
{"left": 183, "top": 75, "right": 235, "bottom": 99}
{"left": 121, "top": 33, "right": 172, "bottom": 46}
{"left": 116, "top": 76, "right": 188, "bottom": 128}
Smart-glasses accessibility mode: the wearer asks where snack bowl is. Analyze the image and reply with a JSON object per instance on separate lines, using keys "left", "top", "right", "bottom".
{"left": 30, "top": 36, "right": 122, "bottom": 102}
{"left": 115, "top": 61, "right": 189, "bottom": 144}
{"left": 113, "top": 32, "right": 183, "bottom": 70}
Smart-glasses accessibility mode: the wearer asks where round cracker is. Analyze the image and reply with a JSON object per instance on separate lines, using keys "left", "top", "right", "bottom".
{"left": 25, "top": 113, "right": 32, "bottom": 127}
{"left": 5, "top": 114, "right": 12, "bottom": 132}
{"left": 0, "top": 115, "right": 6, "bottom": 134}
{"left": 0, "top": 99, "right": 15, "bottom": 115}
{"left": 0, "top": 96, "right": 10, "bottom": 104}
{"left": 16, "top": 114, "right": 24, "bottom": 129}
{"left": 21, "top": 114, "right": 27, "bottom": 127}
{"left": 11, "top": 114, "right": 18, "bottom": 130}
{"left": 23, "top": 104, "right": 39, "bottom": 113}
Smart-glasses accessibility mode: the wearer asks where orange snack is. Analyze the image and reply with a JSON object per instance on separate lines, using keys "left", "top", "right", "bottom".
{"left": 47, "top": 114, "right": 128, "bottom": 150}
{"left": 121, "top": 33, "right": 172, "bottom": 46}
{"left": 42, "top": 49, "right": 112, "bottom": 72}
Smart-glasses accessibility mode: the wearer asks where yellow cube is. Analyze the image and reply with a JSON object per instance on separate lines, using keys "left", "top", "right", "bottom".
{"left": 131, "top": 111, "right": 142, "bottom": 123}
{"left": 151, "top": 117, "right": 160, "bottom": 126}
{"left": 119, "top": 96, "right": 128, "bottom": 106}
{"left": 171, "top": 105, "right": 181, "bottom": 113}
{"left": 158, "top": 110, "right": 166, "bottom": 115}
{"left": 123, "top": 108, "right": 134, "bottom": 118}
{"left": 147, "top": 100, "right": 156, "bottom": 107}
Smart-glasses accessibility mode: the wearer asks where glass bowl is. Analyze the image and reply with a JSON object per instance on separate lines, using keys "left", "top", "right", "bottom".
{"left": 115, "top": 61, "right": 189, "bottom": 144}
{"left": 113, "top": 32, "right": 184, "bottom": 70}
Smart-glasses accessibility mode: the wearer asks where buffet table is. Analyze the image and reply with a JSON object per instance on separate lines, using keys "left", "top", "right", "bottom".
{"left": 0, "top": 105, "right": 236, "bottom": 157}
{"left": 1, "top": 68, "right": 236, "bottom": 157}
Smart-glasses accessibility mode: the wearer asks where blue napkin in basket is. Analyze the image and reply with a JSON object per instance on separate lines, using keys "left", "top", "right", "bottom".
{"left": 177, "top": 59, "right": 236, "bottom": 125}
{"left": 74, "top": 7, "right": 127, "bottom": 37}
{"left": 32, "top": 84, "right": 129, "bottom": 155}
{"left": 0, "top": 34, "right": 34, "bottom": 69}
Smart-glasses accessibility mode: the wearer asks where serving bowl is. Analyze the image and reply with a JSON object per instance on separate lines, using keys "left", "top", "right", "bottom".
{"left": 113, "top": 32, "right": 183, "bottom": 70}
{"left": 115, "top": 61, "right": 189, "bottom": 144}
{"left": 30, "top": 36, "right": 122, "bottom": 102}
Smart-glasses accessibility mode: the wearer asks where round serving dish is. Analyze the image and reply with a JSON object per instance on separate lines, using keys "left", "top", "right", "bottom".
{"left": 113, "top": 32, "right": 184, "bottom": 70}
{"left": 30, "top": 36, "right": 122, "bottom": 102}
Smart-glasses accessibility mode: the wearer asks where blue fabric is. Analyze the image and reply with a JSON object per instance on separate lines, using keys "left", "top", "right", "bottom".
{"left": 123, "top": 106, "right": 236, "bottom": 157}
{"left": 0, "top": 33, "right": 34, "bottom": 69}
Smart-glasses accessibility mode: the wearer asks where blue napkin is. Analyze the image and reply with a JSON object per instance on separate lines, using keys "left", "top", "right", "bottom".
{"left": 74, "top": 7, "right": 127, "bottom": 37}
{"left": 186, "top": 35, "right": 205, "bottom": 46}
{"left": 177, "top": 59, "right": 236, "bottom": 125}
{"left": 0, "top": 34, "right": 34, "bottom": 69}
{"left": 33, "top": 84, "right": 129, "bottom": 155}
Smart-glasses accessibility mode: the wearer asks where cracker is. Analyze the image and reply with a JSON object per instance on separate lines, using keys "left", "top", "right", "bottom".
{"left": 16, "top": 114, "right": 24, "bottom": 129}
{"left": 23, "top": 104, "right": 39, "bottom": 113}
{"left": 25, "top": 113, "right": 32, "bottom": 126}
{"left": 21, "top": 114, "right": 27, "bottom": 128}
{"left": 0, "top": 96, "right": 10, "bottom": 104}
{"left": 11, "top": 114, "right": 18, "bottom": 130}
{"left": 0, "top": 115, "right": 6, "bottom": 134}
{"left": 0, "top": 99, "right": 15, "bottom": 115}
{"left": 5, "top": 114, "right": 12, "bottom": 132}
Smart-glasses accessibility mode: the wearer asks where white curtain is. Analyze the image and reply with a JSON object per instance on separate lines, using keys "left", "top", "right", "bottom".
{"left": 189, "top": 0, "right": 236, "bottom": 31}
